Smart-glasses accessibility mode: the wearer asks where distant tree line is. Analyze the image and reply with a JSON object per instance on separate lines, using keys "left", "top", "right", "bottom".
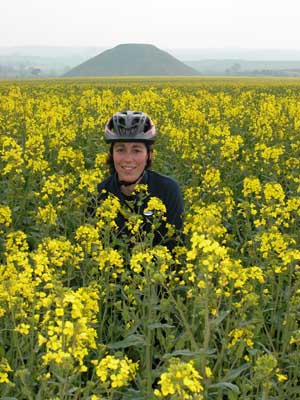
{"left": 0, "top": 64, "right": 44, "bottom": 78}
{"left": 0, "top": 64, "right": 69, "bottom": 78}
{"left": 225, "top": 63, "right": 300, "bottom": 77}
{"left": 2, "top": 61, "right": 300, "bottom": 78}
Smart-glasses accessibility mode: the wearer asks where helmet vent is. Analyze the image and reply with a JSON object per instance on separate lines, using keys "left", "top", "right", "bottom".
{"left": 104, "top": 110, "right": 156, "bottom": 143}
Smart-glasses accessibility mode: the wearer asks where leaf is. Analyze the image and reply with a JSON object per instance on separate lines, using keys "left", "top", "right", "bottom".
{"left": 107, "top": 334, "right": 145, "bottom": 349}
{"left": 210, "top": 310, "right": 230, "bottom": 327}
{"left": 210, "top": 382, "right": 240, "bottom": 394}
{"left": 162, "top": 349, "right": 202, "bottom": 359}
{"left": 1, "top": 398, "right": 19, "bottom": 400}
{"left": 121, "top": 389, "right": 144, "bottom": 400}
{"left": 148, "top": 322, "right": 175, "bottom": 329}
{"left": 224, "top": 363, "right": 249, "bottom": 381}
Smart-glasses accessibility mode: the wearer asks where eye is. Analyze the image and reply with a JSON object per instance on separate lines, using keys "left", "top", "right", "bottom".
{"left": 132, "top": 146, "right": 145, "bottom": 154}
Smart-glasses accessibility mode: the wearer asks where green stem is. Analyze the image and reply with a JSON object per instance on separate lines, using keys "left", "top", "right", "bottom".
{"left": 145, "top": 274, "right": 154, "bottom": 398}
{"left": 165, "top": 285, "right": 200, "bottom": 352}
{"left": 9, "top": 309, "right": 34, "bottom": 400}
{"left": 262, "top": 385, "right": 269, "bottom": 400}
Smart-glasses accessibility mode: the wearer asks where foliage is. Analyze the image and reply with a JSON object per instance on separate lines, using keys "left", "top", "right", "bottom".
{"left": 1, "top": 77, "right": 300, "bottom": 399}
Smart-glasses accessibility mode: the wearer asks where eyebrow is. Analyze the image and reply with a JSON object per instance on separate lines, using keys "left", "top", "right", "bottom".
{"left": 115, "top": 143, "right": 145, "bottom": 149}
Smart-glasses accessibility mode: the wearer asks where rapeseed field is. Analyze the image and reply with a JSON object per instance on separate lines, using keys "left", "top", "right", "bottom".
{"left": 1, "top": 77, "right": 300, "bottom": 399}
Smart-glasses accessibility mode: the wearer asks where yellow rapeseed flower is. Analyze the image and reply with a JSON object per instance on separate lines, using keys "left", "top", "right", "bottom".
{"left": 154, "top": 358, "right": 203, "bottom": 399}
{"left": 0, "top": 357, "right": 12, "bottom": 383}
{"left": 93, "top": 354, "right": 138, "bottom": 389}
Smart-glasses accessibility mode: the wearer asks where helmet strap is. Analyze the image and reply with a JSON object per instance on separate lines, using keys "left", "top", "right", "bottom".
{"left": 118, "top": 170, "right": 145, "bottom": 187}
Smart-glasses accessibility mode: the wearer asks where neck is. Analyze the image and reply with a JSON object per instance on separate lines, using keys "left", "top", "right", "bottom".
{"left": 117, "top": 170, "right": 145, "bottom": 196}
{"left": 121, "top": 183, "right": 136, "bottom": 196}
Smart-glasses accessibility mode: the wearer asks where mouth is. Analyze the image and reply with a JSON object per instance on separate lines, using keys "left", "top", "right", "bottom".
{"left": 121, "top": 166, "right": 136, "bottom": 171}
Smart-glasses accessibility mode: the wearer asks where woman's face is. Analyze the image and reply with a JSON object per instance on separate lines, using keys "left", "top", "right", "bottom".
{"left": 112, "top": 142, "right": 150, "bottom": 183}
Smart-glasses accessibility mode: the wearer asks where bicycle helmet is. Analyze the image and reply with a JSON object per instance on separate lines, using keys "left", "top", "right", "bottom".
{"left": 104, "top": 110, "right": 156, "bottom": 143}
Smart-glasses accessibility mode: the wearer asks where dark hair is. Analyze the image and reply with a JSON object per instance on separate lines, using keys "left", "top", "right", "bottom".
{"left": 106, "top": 142, "right": 153, "bottom": 174}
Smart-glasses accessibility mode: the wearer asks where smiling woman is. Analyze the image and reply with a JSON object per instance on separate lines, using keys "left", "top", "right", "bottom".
{"left": 87, "top": 110, "right": 184, "bottom": 250}
{"left": 113, "top": 142, "right": 151, "bottom": 195}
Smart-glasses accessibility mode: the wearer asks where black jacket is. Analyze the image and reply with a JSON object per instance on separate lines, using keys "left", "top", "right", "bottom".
{"left": 88, "top": 170, "right": 184, "bottom": 250}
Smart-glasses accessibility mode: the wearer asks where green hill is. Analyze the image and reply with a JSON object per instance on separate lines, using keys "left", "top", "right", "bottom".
{"left": 63, "top": 43, "right": 199, "bottom": 77}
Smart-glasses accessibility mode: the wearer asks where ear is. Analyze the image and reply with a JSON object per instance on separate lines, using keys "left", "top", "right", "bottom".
{"left": 148, "top": 149, "right": 154, "bottom": 161}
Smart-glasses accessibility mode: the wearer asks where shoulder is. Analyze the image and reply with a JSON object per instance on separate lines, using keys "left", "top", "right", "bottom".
{"left": 147, "top": 170, "right": 181, "bottom": 193}
{"left": 146, "top": 171, "right": 183, "bottom": 207}
{"left": 147, "top": 170, "right": 184, "bottom": 228}
{"left": 97, "top": 175, "right": 114, "bottom": 192}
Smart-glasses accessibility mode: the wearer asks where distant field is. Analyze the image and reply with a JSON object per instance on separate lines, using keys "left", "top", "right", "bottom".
{"left": 3, "top": 74, "right": 300, "bottom": 86}
{"left": 1, "top": 77, "right": 300, "bottom": 399}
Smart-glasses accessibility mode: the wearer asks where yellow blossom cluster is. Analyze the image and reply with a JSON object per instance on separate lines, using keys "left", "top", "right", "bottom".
{"left": 144, "top": 196, "right": 167, "bottom": 217}
{"left": 0, "top": 358, "right": 12, "bottom": 384}
{"left": 154, "top": 358, "right": 203, "bottom": 399}
{"left": 39, "top": 285, "right": 99, "bottom": 372}
{"left": 130, "top": 245, "right": 173, "bottom": 282}
{"left": 227, "top": 327, "right": 254, "bottom": 349}
{"left": 96, "top": 194, "right": 122, "bottom": 230}
{"left": 0, "top": 136, "right": 24, "bottom": 175}
{"left": 92, "top": 354, "right": 139, "bottom": 389}
{"left": 0, "top": 204, "right": 12, "bottom": 233}
{"left": 242, "top": 176, "right": 262, "bottom": 198}
{"left": 36, "top": 202, "right": 58, "bottom": 225}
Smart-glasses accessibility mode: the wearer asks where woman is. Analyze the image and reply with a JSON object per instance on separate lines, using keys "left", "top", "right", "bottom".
{"left": 89, "top": 110, "right": 184, "bottom": 251}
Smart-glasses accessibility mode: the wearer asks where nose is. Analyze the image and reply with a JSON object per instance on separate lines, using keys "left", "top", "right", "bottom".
{"left": 122, "top": 150, "right": 134, "bottom": 163}
{"left": 122, "top": 152, "right": 133, "bottom": 164}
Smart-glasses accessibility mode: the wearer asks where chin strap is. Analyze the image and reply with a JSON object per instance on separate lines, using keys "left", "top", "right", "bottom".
{"left": 118, "top": 171, "right": 145, "bottom": 187}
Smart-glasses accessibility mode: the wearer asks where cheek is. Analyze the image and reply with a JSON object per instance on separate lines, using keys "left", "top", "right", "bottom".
{"left": 138, "top": 154, "right": 148, "bottom": 165}
{"left": 112, "top": 153, "right": 122, "bottom": 164}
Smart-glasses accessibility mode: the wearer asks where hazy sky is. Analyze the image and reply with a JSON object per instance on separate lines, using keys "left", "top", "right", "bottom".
{"left": 1, "top": 0, "right": 300, "bottom": 49}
